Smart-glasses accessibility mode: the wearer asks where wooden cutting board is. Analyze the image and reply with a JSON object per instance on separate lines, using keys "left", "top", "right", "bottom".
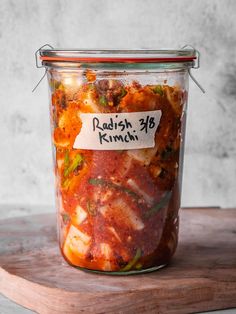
{"left": 0, "top": 208, "right": 235, "bottom": 314}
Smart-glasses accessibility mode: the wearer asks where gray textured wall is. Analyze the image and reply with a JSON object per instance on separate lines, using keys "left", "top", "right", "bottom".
{"left": 0, "top": 0, "right": 235, "bottom": 208}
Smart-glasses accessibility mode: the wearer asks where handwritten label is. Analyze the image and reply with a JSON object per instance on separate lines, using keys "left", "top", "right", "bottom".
{"left": 73, "top": 110, "right": 162, "bottom": 150}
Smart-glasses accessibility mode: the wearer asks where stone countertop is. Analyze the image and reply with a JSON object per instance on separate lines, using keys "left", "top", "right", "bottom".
{"left": 0, "top": 205, "right": 235, "bottom": 314}
{"left": 0, "top": 294, "right": 34, "bottom": 314}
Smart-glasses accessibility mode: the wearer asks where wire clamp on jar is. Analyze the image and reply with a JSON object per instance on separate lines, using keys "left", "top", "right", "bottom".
{"left": 32, "top": 44, "right": 54, "bottom": 92}
{"left": 181, "top": 45, "right": 205, "bottom": 93}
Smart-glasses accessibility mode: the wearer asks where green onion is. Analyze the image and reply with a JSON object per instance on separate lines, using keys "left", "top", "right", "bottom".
{"left": 144, "top": 191, "right": 172, "bottom": 219}
{"left": 120, "top": 88, "right": 127, "bottom": 98}
{"left": 88, "top": 177, "right": 107, "bottom": 186}
{"left": 61, "top": 212, "right": 70, "bottom": 224}
{"left": 88, "top": 177, "right": 138, "bottom": 199}
{"left": 121, "top": 186, "right": 139, "bottom": 198}
{"left": 64, "top": 150, "right": 70, "bottom": 168}
{"left": 62, "top": 178, "right": 71, "bottom": 189}
{"left": 120, "top": 248, "right": 142, "bottom": 271}
{"left": 99, "top": 95, "right": 108, "bottom": 106}
{"left": 64, "top": 153, "right": 83, "bottom": 177}
{"left": 152, "top": 85, "right": 163, "bottom": 96}
{"left": 135, "top": 262, "right": 143, "bottom": 270}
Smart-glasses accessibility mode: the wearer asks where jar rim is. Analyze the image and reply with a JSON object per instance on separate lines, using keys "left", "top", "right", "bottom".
{"left": 40, "top": 48, "right": 196, "bottom": 65}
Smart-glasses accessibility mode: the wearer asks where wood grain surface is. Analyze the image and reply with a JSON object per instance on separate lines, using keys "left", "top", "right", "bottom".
{"left": 0, "top": 208, "right": 235, "bottom": 314}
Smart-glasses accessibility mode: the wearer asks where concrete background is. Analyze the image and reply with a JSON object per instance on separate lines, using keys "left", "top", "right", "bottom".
{"left": 0, "top": 0, "right": 236, "bottom": 209}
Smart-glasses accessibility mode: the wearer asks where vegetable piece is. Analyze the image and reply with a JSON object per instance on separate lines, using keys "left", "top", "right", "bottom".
{"left": 108, "top": 226, "right": 121, "bottom": 242}
{"left": 82, "top": 90, "right": 101, "bottom": 113}
{"left": 88, "top": 177, "right": 106, "bottom": 186}
{"left": 61, "top": 212, "right": 70, "bottom": 224}
{"left": 88, "top": 178, "right": 139, "bottom": 199}
{"left": 152, "top": 85, "right": 163, "bottom": 96}
{"left": 64, "top": 153, "right": 83, "bottom": 177}
{"left": 53, "top": 128, "right": 70, "bottom": 148}
{"left": 149, "top": 164, "right": 162, "bottom": 178}
{"left": 57, "top": 157, "right": 64, "bottom": 170}
{"left": 135, "top": 262, "right": 143, "bottom": 270}
{"left": 99, "top": 198, "right": 144, "bottom": 231}
{"left": 85, "top": 69, "right": 96, "bottom": 82}
{"left": 120, "top": 186, "right": 139, "bottom": 199}
{"left": 118, "top": 201, "right": 144, "bottom": 230}
{"left": 57, "top": 107, "right": 81, "bottom": 140}
{"left": 62, "top": 178, "right": 70, "bottom": 189}
{"left": 127, "top": 146, "right": 158, "bottom": 166}
{"left": 96, "top": 79, "right": 126, "bottom": 106}
{"left": 87, "top": 83, "right": 95, "bottom": 91}
{"left": 63, "top": 225, "right": 91, "bottom": 259}
{"left": 164, "top": 85, "right": 183, "bottom": 116}
{"left": 120, "top": 87, "right": 127, "bottom": 98}
{"left": 100, "top": 243, "right": 113, "bottom": 271}
{"left": 119, "top": 87, "right": 157, "bottom": 112}
{"left": 52, "top": 88, "right": 66, "bottom": 110}
{"left": 144, "top": 191, "right": 172, "bottom": 219}
{"left": 99, "top": 95, "right": 108, "bottom": 106}
{"left": 73, "top": 205, "right": 87, "bottom": 225}
{"left": 121, "top": 248, "right": 142, "bottom": 271}
{"left": 86, "top": 200, "right": 97, "bottom": 216}
{"left": 64, "top": 150, "right": 70, "bottom": 168}
{"left": 127, "top": 179, "right": 154, "bottom": 206}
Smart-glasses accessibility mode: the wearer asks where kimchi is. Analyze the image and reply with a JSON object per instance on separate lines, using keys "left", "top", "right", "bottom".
{"left": 48, "top": 71, "right": 185, "bottom": 273}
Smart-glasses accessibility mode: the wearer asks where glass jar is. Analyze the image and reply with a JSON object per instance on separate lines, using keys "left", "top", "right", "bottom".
{"left": 40, "top": 49, "right": 197, "bottom": 274}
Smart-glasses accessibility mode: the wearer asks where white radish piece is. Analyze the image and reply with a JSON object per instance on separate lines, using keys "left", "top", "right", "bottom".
{"left": 74, "top": 205, "right": 87, "bottom": 225}
{"left": 98, "top": 199, "right": 144, "bottom": 231}
{"left": 108, "top": 226, "right": 121, "bottom": 242}
{"left": 164, "top": 86, "right": 183, "bottom": 116}
{"left": 100, "top": 243, "right": 113, "bottom": 271}
{"left": 127, "top": 178, "right": 154, "bottom": 206}
{"left": 127, "top": 146, "right": 158, "bottom": 166}
{"left": 64, "top": 225, "right": 91, "bottom": 258}
{"left": 57, "top": 157, "right": 64, "bottom": 169}
{"left": 100, "top": 243, "right": 112, "bottom": 258}
{"left": 81, "top": 91, "right": 101, "bottom": 113}
{"left": 98, "top": 205, "right": 107, "bottom": 216}
{"left": 100, "top": 190, "right": 113, "bottom": 202}
{"left": 113, "top": 198, "right": 144, "bottom": 231}
{"left": 117, "top": 154, "right": 133, "bottom": 178}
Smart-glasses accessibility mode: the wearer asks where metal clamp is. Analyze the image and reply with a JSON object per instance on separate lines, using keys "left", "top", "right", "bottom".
{"left": 35, "top": 44, "right": 54, "bottom": 68}
{"left": 181, "top": 44, "right": 200, "bottom": 69}
{"left": 181, "top": 44, "right": 205, "bottom": 93}
{"left": 32, "top": 44, "right": 54, "bottom": 92}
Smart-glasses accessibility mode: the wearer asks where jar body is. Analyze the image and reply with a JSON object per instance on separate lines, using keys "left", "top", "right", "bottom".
{"left": 47, "top": 65, "right": 188, "bottom": 274}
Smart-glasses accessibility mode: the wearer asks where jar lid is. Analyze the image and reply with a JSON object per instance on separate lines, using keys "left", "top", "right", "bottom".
{"left": 40, "top": 49, "right": 196, "bottom": 64}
